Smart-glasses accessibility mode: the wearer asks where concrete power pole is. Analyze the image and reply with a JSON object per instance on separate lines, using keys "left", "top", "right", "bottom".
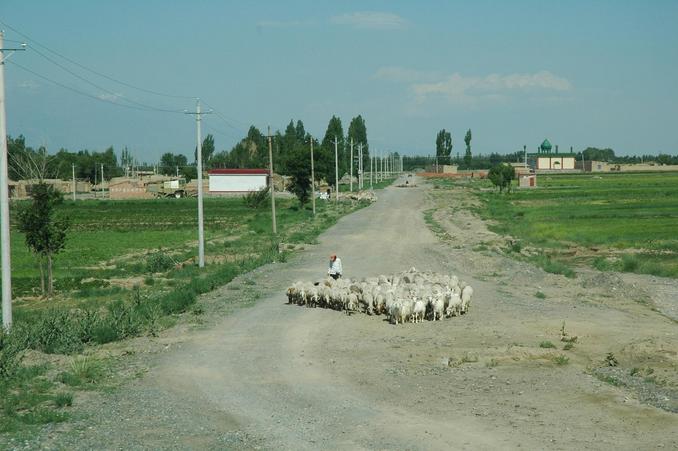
{"left": 358, "top": 143, "right": 363, "bottom": 190}
{"left": 349, "top": 137, "right": 353, "bottom": 192}
{"left": 185, "top": 99, "right": 211, "bottom": 268}
{"left": 334, "top": 136, "right": 339, "bottom": 203}
{"left": 310, "top": 137, "right": 316, "bottom": 216}
{"left": 268, "top": 126, "right": 277, "bottom": 234}
{"left": 1, "top": 33, "right": 25, "bottom": 330}
{"left": 100, "top": 164, "right": 104, "bottom": 198}
{"left": 370, "top": 154, "right": 373, "bottom": 188}
{"left": 72, "top": 164, "right": 76, "bottom": 201}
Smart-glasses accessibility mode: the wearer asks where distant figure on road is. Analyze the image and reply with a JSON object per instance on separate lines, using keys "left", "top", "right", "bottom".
{"left": 328, "top": 254, "right": 343, "bottom": 280}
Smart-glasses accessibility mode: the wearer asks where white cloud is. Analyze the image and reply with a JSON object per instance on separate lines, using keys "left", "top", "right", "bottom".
{"left": 97, "top": 93, "right": 122, "bottom": 101}
{"left": 331, "top": 12, "right": 407, "bottom": 30}
{"left": 18, "top": 80, "right": 39, "bottom": 90}
{"left": 373, "top": 66, "right": 442, "bottom": 83}
{"left": 256, "top": 19, "right": 314, "bottom": 29}
{"left": 374, "top": 67, "right": 572, "bottom": 105}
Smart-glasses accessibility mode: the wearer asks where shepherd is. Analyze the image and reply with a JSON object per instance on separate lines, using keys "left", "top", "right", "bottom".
{"left": 328, "top": 254, "right": 343, "bottom": 280}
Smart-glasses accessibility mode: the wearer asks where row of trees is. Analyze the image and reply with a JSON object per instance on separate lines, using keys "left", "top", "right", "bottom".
{"left": 435, "top": 128, "right": 474, "bottom": 168}
{"left": 8, "top": 135, "right": 123, "bottom": 182}
{"left": 580, "top": 147, "right": 678, "bottom": 165}
{"left": 159, "top": 114, "right": 370, "bottom": 189}
{"left": 8, "top": 113, "right": 370, "bottom": 188}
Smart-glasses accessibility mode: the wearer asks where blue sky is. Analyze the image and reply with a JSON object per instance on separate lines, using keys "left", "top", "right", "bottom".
{"left": 2, "top": 0, "right": 677, "bottom": 162}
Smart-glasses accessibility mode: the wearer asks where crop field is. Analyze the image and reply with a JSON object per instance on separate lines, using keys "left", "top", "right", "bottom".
{"left": 472, "top": 172, "right": 678, "bottom": 278}
{"left": 8, "top": 196, "right": 365, "bottom": 302}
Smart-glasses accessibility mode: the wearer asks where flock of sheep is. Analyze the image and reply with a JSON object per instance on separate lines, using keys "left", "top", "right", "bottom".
{"left": 286, "top": 267, "right": 474, "bottom": 325}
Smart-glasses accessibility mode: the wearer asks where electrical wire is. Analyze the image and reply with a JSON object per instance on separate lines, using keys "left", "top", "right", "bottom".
{"left": 27, "top": 46, "right": 185, "bottom": 113}
{"left": 3, "top": 19, "right": 250, "bottom": 140}
{"left": 0, "top": 19, "right": 194, "bottom": 100}
{"left": 200, "top": 99, "right": 247, "bottom": 134}
{"left": 9, "top": 60, "right": 183, "bottom": 114}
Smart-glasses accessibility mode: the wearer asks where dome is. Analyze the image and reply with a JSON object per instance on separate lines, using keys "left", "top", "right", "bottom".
{"left": 540, "top": 139, "right": 552, "bottom": 152}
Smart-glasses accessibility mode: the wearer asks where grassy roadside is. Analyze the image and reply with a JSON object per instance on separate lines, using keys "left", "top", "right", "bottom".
{"left": 1, "top": 195, "right": 370, "bottom": 438}
{"left": 426, "top": 172, "right": 678, "bottom": 279}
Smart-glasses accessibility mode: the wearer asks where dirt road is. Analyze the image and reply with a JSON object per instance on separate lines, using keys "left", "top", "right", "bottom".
{"left": 34, "top": 176, "right": 677, "bottom": 450}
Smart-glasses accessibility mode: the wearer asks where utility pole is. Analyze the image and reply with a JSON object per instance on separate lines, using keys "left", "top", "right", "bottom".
{"left": 72, "top": 164, "right": 76, "bottom": 201}
{"left": 349, "top": 137, "right": 354, "bottom": 192}
{"left": 1, "top": 32, "right": 25, "bottom": 330}
{"left": 358, "top": 143, "right": 363, "bottom": 190}
{"left": 100, "top": 163, "right": 104, "bottom": 198}
{"left": 185, "top": 99, "right": 211, "bottom": 267}
{"left": 334, "top": 136, "right": 339, "bottom": 203}
{"left": 268, "top": 126, "right": 277, "bottom": 234}
{"left": 370, "top": 152, "right": 373, "bottom": 188}
{"left": 310, "top": 137, "right": 316, "bottom": 216}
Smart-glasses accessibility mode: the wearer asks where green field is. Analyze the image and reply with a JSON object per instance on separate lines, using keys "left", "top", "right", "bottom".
{"left": 474, "top": 172, "right": 678, "bottom": 278}
{"left": 7, "top": 195, "right": 368, "bottom": 308}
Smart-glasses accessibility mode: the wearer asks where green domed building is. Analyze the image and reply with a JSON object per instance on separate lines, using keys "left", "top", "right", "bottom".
{"left": 528, "top": 139, "right": 576, "bottom": 170}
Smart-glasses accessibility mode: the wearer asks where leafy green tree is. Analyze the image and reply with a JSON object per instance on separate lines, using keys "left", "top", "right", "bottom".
{"left": 464, "top": 129, "right": 473, "bottom": 168}
{"left": 159, "top": 153, "right": 188, "bottom": 175}
{"left": 286, "top": 144, "right": 312, "bottom": 206}
{"left": 488, "top": 163, "right": 515, "bottom": 193}
{"left": 348, "top": 115, "right": 370, "bottom": 171}
{"left": 582, "top": 147, "right": 615, "bottom": 162}
{"left": 17, "top": 183, "right": 70, "bottom": 296}
{"left": 194, "top": 134, "right": 215, "bottom": 166}
{"left": 435, "top": 129, "right": 452, "bottom": 159}
{"left": 295, "top": 120, "right": 306, "bottom": 142}
{"left": 320, "top": 116, "right": 345, "bottom": 187}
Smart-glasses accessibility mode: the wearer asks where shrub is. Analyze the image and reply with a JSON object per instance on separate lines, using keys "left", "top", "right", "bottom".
{"left": 54, "top": 392, "right": 73, "bottom": 408}
{"left": 0, "top": 329, "right": 22, "bottom": 378}
{"left": 91, "top": 322, "right": 119, "bottom": 345}
{"left": 159, "top": 286, "right": 197, "bottom": 314}
{"left": 243, "top": 187, "right": 270, "bottom": 209}
{"left": 539, "top": 341, "right": 556, "bottom": 349}
{"left": 553, "top": 355, "right": 570, "bottom": 365}
{"left": 58, "top": 356, "right": 103, "bottom": 386}
{"left": 29, "top": 309, "right": 83, "bottom": 355}
{"left": 75, "top": 308, "right": 101, "bottom": 344}
{"left": 532, "top": 255, "right": 576, "bottom": 278}
{"left": 146, "top": 252, "right": 175, "bottom": 273}
{"left": 621, "top": 254, "right": 639, "bottom": 272}
{"left": 535, "top": 291, "right": 546, "bottom": 299}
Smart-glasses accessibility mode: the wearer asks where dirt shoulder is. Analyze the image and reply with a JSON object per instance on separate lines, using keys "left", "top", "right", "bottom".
{"left": 14, "top": 176, "right": 678, "bottom": 451}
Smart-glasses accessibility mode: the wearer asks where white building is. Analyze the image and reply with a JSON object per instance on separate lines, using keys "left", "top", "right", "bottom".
{"left": 208, "top": 169, "right": 269, "bottom": 193}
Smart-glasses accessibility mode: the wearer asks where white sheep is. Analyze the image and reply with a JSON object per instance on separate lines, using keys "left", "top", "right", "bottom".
{"left": 412, "top": 298, "right": 426, "bottom": 323}
{"left": 388, "top": 301, "right": 402, "bottom": 325}
{"left": 431, "top": 297, "right": 444, "bottom": 321}
{"left": 460, "top": 285, "right": 474, "bottom": 314}
{"left": 445, "top": 293, "right": 462, "bottom": 317}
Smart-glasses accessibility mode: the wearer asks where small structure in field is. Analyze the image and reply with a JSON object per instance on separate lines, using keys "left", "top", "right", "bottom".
{"left": 208, "top": 169, "right": 269, "bottom": 193}
{"left": 576, "top": 160, "right": 612, "bottom": 172}
{"left": 109, "top": 179, "right": 154, "bottom": 200}
{"left": 519, "top": 174, "right": 537, "bottom": 189}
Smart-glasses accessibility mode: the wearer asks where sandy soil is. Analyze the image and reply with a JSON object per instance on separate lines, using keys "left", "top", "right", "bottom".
{"left": 20, "top": 176, "right": 677, "bottom": 450}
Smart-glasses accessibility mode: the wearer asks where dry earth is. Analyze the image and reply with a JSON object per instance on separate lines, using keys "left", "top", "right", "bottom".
{"left": 12, "top": 175, "right": 678, "bottom": 450}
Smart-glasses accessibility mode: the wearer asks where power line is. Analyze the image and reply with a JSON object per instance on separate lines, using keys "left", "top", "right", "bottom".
{"left": 200, "top": 99, "right": 247, "bottom": 133}
{"left": 2, "top": 20, "right": 249, "bottom": 137}
{"left": 27, "top": 46, "right": 185, "bottom": 114}
{"left": 9, "top": 60, "right": 183, "bottom": 114}
{"left": 0, "top": 19, "right": 194, "bottom": 100}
